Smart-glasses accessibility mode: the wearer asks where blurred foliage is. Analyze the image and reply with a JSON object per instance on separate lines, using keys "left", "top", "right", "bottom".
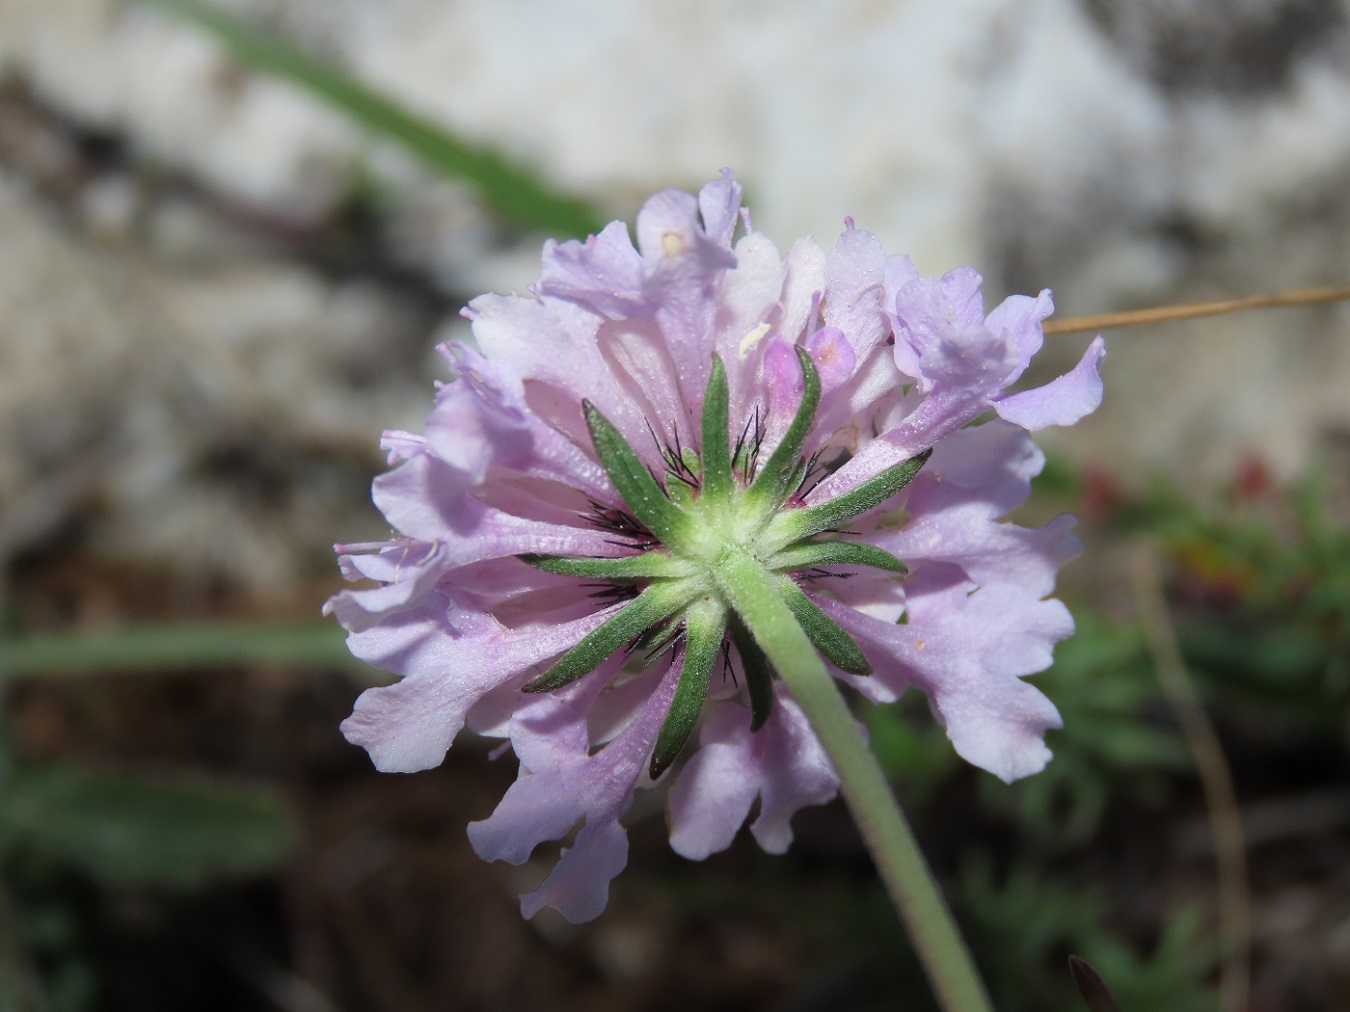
{"left": 0, "top": 763, "right": 291, "bottom": 889}
{"left": 0, "top": 716, "right": 293, "bottom": 1009}
{"left": 1, "top": 619, "right": 359, "bottom": 680}
{"left": 961, "top": 860, "right": 1216, "bottom": 1012}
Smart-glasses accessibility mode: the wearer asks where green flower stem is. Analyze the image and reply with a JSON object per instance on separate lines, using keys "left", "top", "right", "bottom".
{"left": 713, "top": 549, "right": 993, "bottom": 1012}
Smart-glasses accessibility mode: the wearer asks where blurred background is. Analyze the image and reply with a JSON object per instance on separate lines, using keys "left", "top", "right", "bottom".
{"left": 1, "top": 0, "right": 1348, "bottom": 1008}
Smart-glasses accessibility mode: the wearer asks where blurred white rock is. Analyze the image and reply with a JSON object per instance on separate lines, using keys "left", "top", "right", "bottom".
{"left": 3, "top": 0, "right": 1350, "bottom": 589}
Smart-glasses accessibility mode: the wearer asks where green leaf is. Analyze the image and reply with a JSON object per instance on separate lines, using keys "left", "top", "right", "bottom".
{"left": 650, "top": 598, "right": 727, "bottom": 779}
{"left": 699, "top": 356, "right": 734, "bottom": 505}
{"left": 747, "top": 347, "right": 821, "bottom": 512}
{"left": 1068, "top": 956, "right": 1122, "bottom": 1012}
{"left": 0, "top": 763, "right": 292, "bottom": 889}
{"left": 764, "top": 449, "right": 931, "bottom": 548}
{"left": 776, "top": 578, "right": 871, "bottom": 675}
{"left": 524, "top": 580, "right": 695, "bottom": 692}
{"left": 131, "top": 0, "right": 603, "bottom": 237}
{"left": 768, "top": 539, "right": 908, "bottom": 575}
{"left": 519, "top": 552, "right": 695, "bottom": 580}
{"left": 729, "top": 617, "right": 775, "bottom": 731}
{"left": 584, "top": 400, "right": 689, "bottom": 548}
{"left": 0, "top": 621, "right": 361, "bottom": 681}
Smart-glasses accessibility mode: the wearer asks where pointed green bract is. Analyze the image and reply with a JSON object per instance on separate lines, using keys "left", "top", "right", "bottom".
{"left": 520, "top": 553, "right": 696, "bottom": 580}
{"left": 747, "top": 347, "right": 821, "bottom": 511}
{"left": 768, "top": 540, "right": 908, "bottom": 575}
{"left": 729, "top": 617, "right": 775, "bottom": 731}
{"left": 764, "top": 449, "right": 932, "bottom": 549}
{"left": 699, "top": 356, "right": 734, "bottom": 505}
{"left": 524, "top": 581, "right": 694, "bottom": 692}
{"left": 650, "top": 598, "right": 727, "bottom": 779}
{"left": 776, "top": 577, "right": 871, "bottom": 675}
{"left": 583, "top": 400, "right": 689, "bottom": 547}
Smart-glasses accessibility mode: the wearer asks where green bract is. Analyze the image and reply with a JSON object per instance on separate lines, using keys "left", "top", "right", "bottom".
{"left": 522, "top": 352, "right": 929, "bottom": 776}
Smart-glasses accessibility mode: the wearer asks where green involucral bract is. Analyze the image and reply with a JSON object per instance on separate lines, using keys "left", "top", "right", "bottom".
{"left": 521, "top": 352, "right": 930, "bottom": 773}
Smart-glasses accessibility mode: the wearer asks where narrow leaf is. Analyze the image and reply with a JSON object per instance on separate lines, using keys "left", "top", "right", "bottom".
{"left": 699, "top": 356, "right": 734, "bottom": 504}
{"left": 133, "top": 0, "right": 603, "bottom": 236}
{"left": 519, "top": 552, "right": 694, "bottom": 580}
{"left": 729, "top": 617, "right": 775, "bottom": 731}
{"left": 0, "top": 763, "right": 292, "bottom": 888}
{"left": 777, "top": 578, "right": 871, "bottom": 675}
{"left": 768, "top": 540, "right": 908, "bottom": 575}
{"left": 584, "top": 401, "right": 688, "bottom": 547}
{"left": 650, "top": 598, "right": 727, "bottom": 778}
{"left": 524, "top": 581, "right": 693, "bottom": 692}
{"left": 765, "top": 449, "right": 931, "bottom": 548}
{"left": 747, "top": 347, "right": 821, "bottom": 510}
{"left": 1, "top": 620, "right": 359, "bottom": 681}
{"left": 1067, "top": 956, "right": 1122, "bottom": 1012}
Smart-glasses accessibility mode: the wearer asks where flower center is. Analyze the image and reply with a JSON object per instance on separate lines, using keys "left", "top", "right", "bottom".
{"left": 520, "top": 351, "right": 930, "bottom": 778}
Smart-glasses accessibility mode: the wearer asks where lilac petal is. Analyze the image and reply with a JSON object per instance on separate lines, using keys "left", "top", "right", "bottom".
{"left": 430, "top": 344, "right": 609, "bottom": 496}
{"left": 371, "top": 452, "right": 623, "bottom": 561}
{"left": 879, "top": 508, "right": 1081, "bottom": 599}
{"left": 716, "top": 232, "right": 790, "bottom": 413}
{"left": 984, "top": 289, "right": 1055, "bottom": 379}
{"left": 763, "top": 337, "right": 805, "bottom": 444}
{"left": 697, "top": 167, "right": 743, "bottom": 248}
{"left": 820, "top": 584, "right": 1069, "bottom": 783}
{"left": 806, "top": 326, "right": 857, "bottom": 393}
{"left": 380, "top": 429, "right": 424, "bottom": 463}
{"left": 636, "top": 188, "right": 740, "bottom": 404}
{"left": 325, "top": 540, "right": 453, "bottom": 631}
{"left": 921, "top": 419, "right": 1046, "bottom": 514}
{"left": 668, "top": 689, "right": 838, "bottom": 860}
{"left": 468, "top": 291, "right": 650, "bottom": 446}
{"left": 537, "top": 220, "right": 647, "bottom": 317}
{"left": 340, "top": 597, "right": 615, "bottom": 773}
{"left": 822, "top": 226, "right": 889, "bottom": 362}
{"left": 864, "top": 422, "right": 1083, "bottom": 597}
{"left": 995, "top": 335, "right": 1107, "bottom": 430}
{"left": 468, "top": 661, "right": 680, "bottom": 923}
{"left": 940, "top": 267, "right": 987, "bottom": 329}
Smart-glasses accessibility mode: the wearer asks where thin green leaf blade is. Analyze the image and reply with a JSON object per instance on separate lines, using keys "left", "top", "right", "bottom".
{"left": 766, "top": 449, "right": 932, "bottom": 548}
{"left": 729, "top": 617, "right": 775, "bottom": 731}
{"left": 650, "top": 598, "right": 727, "bottom": 779}
{"left": 768, "top": 540, "right": 908, "bottom": 575}
{"left": 0, "top": 621, "right": 360, "bottom": 681}
{"left": 584, "top": 400, "right": 688, "bottom": 547}
{"left": 777, "top": 577, "right": 871, "bottom": 675}
{"left": 525, "top": 581, "right": 693, "bottom": 692}
{"left": 699, "top": 356, "right": 734, "bottom": 504}
{"left": 519, "top": 553, "right": 694, "bottom": 580}
{"left": 0, "top": 763, "right": 292, "bottom": 888}
{"left": 747, "top": 347, "right": 822, "bottom": 510}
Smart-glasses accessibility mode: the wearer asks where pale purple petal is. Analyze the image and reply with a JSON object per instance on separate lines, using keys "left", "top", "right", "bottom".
{"left": 806, "top": 326, "right": 857, "bottom": 394}
{"left": 697, "top": 167, "right": 743, "bottom": 248}
{"left": 668, "top": 688, "right": 838, "bottom": 859}
{"left": 536, "top": 220, "right": 647, "bottom": 317}
{"left": 820, "top": 583, "right": 1069, "bottom": 783}
{"left": 467, "top": 661, "right": 680, "bottom": 923}
{"left": 340, "top": 597, "right": 615, "bottom": 774}
{"left": 822, "top": 227, "right": 889, "bottom": 361}
{"left": 324, "top": 540, "right": 453, "bottom": 631}
{"left": 995, "top": 335, "right": 1107, "bottom": 429}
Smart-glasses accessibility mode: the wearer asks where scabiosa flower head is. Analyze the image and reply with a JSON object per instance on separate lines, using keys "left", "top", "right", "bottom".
{"left": 327, "top": 170, "right": 1106, "bottom": 923}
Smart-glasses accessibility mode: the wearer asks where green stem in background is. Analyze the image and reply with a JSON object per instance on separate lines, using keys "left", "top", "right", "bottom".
{"left": 129, "top": 0, "right": 606, "bottom": 238}
{"left": 712, "top": 549, "right": 994, "bottom": 1012}
{"left": 0, "top": 621, "right": 362, "bottom": 682}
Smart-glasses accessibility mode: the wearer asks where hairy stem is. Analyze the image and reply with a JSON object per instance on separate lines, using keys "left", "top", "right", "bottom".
{"left": 712, "top": 549, "right": 993, "bottom": 1012}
